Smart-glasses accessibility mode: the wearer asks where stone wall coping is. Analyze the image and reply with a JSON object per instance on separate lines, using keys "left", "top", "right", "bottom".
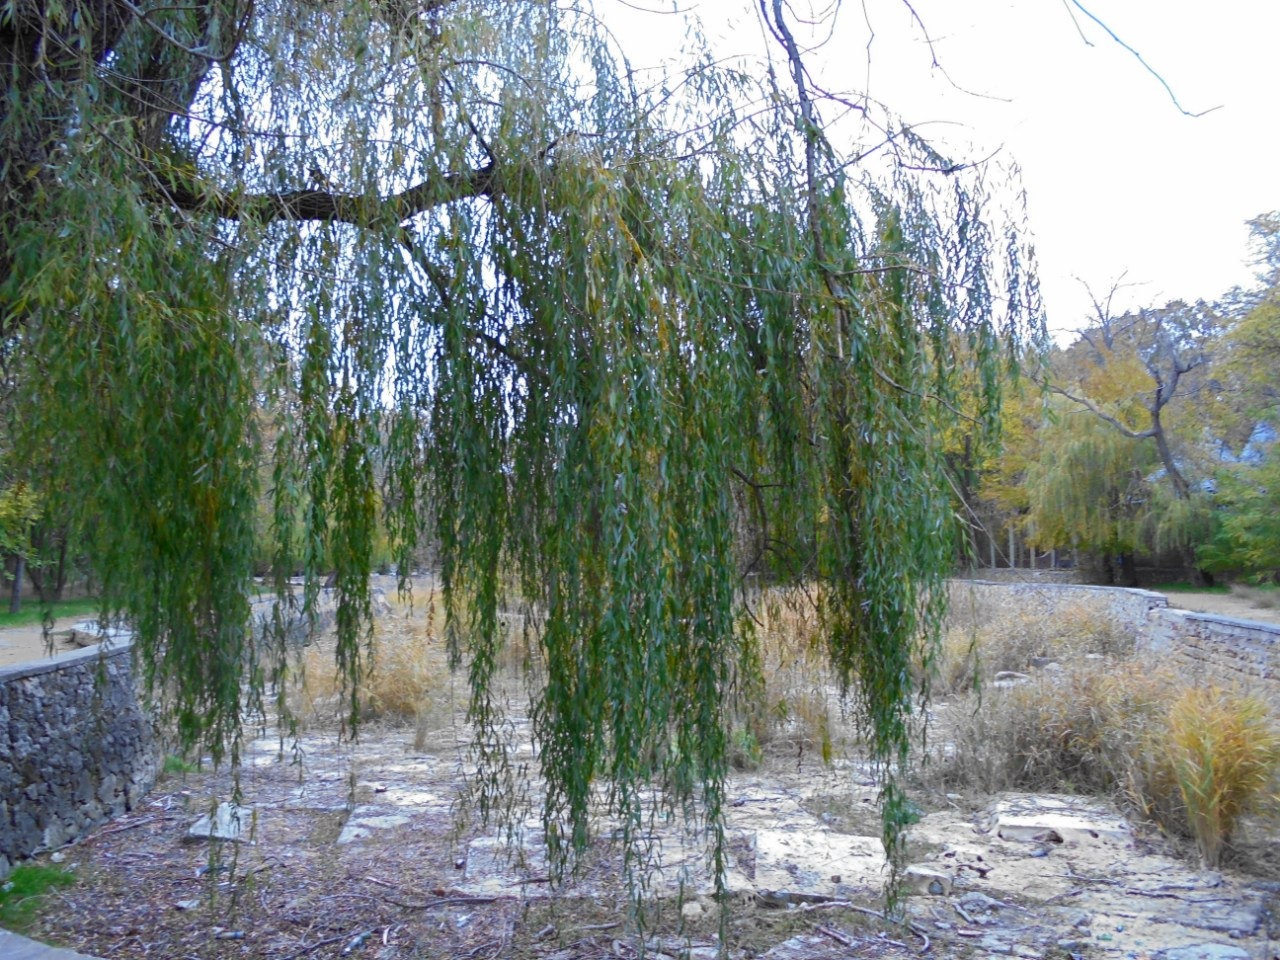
{"left": 953, "top": 579, "right": 1171, "bottom": 607}
{"left": 1160, "top": 607, "right": 1280, "bottom": 634}
{"left": 0, "top": 638, "right": 133, "bottom": 685}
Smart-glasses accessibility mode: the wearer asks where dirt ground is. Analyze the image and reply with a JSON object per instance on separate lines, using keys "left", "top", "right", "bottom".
{"left": 12, "top": 714, "right": 1280, "bottom": 960}
{"left": 0, "top": 617, "right": 111, "bottom": 668}
{"left": 1162, "top": 592, "right": 1280, "bottom": 627}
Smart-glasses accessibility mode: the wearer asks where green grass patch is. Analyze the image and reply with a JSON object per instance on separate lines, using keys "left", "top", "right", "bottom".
{"left": 0, "top": 598, "right": 100, "bottom": 629}
{"left": 0, "top": 864, "right": 76, "bottom": 931}
{"left": 161, "top": 754, "right": 199, "bottom": 777}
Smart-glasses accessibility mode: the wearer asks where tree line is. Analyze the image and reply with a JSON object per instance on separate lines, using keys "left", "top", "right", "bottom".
{"left": 959, "top": 214, "right": 1280, "bottom": 587}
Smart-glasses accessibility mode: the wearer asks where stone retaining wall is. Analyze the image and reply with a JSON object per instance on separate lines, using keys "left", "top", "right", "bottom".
{"left": 0, "top": 589, "right": 375, "bottom": 879}
{"left": 951, "top": 579, "right": 1280, "bottom": 701}
{"left": 0, "top": 642, "right": 157, "bottom": 878}
{"left": 1147, "top": 609, "right": 1280, "bottom": 693}
{"left": 949, "top": 578, "right": 1171, "bottom": 626}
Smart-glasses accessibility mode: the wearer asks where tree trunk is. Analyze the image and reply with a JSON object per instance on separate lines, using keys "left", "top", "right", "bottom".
{"left": 9, "top": 553, "right": 24, "bottom": 614}
{"left": 1117, "top": 553, "right": 1138, "bottom": 588}
{"left": 53, "top": 537, "right": 68, "bottom": 600}
{"left": 1185, "top": 547, "right": 1214, "bottom": 587}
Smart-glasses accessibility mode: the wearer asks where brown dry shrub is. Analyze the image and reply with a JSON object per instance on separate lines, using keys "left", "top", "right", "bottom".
{"left": 286, "top": 591, "right": 459, "bottom": 749}
{"left": 928, "top": 656, "right": 1176, "bottom": 796}
{"left": 933, "top": 587, "right": 1134, "bottom": 695}
{"left": 734, "top": 588, "right": 844, "bottom": 766}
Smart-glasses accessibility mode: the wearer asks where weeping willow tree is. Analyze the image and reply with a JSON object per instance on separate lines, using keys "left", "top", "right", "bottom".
{"left": 2, "top": 0, "right": 1037, "bottom": 892}
{"left": 1024, "top": 400, "right": 1158, "bottom": 586}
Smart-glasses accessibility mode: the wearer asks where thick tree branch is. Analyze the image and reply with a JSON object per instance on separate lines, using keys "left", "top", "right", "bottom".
{"left": 1048, "top": 383, "right": 1156, "bottom": 441}
{"left": 158, "top": 161, "right": 498, "bottom": 225}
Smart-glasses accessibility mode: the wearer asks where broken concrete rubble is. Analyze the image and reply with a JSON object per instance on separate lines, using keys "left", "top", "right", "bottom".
{"left": 185, "top": 802, "right": 254, "bottom": 844}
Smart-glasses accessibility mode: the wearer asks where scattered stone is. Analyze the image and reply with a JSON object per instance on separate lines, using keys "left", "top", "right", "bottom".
{"left": 174, "top": 899, "right": 200, "bottom": 911}
{"left": 186, "top": 802, "right": 254, "bottom": 843}
{"left": 958, "top": 892, "right": 1007, "bottom": 913}
{"left": 681, "top": 900, "right": 704, "bottom": 920}
{"left": 904, "top": 864, "right": 952, "bottom": 896}
{"left": 1183, "top": 903, "right": 1263, "bottom": 938}
{"left": 336, "top": 809, "right": 412, "bottom": 845}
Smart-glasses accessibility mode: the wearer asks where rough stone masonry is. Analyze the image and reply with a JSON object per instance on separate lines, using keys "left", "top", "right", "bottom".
{"left": 0, "top": 641, "right": 157, "bottom": 878}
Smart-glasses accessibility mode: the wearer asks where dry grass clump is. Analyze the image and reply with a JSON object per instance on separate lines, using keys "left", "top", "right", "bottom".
{"left": 927, "top": 585, "right": 1280, "bottom": 866}
{"left": 933, "top": 588, "right": 1133, "bottom": 695}
{"left": 286, "top": 592, "right": 458, "bottom": 749}
{"left": 927, "top": 652, "right": 1280, "bottom": 867}
{"left": 1165, "top": 686, "right": 1280, "bottom": 866}
{"left": 733, "top": 588, "right": 845, "bottom": 767}
{"left": 1231, "top": 583, "right": 1279, "bottom": 610}
{"left": 929, "top": 658, "right": 1174, "bottom": 794}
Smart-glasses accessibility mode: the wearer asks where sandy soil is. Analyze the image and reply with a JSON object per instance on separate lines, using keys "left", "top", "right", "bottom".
{"left": 0, "top": 617, "right": 107, "bottom": 669}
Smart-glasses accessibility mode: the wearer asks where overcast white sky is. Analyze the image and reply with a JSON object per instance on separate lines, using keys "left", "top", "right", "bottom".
{"left": 605, "top": 0, "right": 1279, "bottom": 338}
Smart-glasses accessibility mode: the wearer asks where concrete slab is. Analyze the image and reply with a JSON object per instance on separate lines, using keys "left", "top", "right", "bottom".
{"left": 0, "top": 928, "right": 103, "bottom": 960}
{"left": 993, "top": 794, "right": 1133, "bottom": 844}
{"left": 186, "top": 802, "right": 255, "bottom": 843}
{"left": 335, "top": 808, "right": 413, "bottom": 845}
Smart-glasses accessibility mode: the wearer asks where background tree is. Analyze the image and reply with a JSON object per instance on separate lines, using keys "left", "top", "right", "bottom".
{"left": 1023, "top": 398, "right": 1157, "bottom": 585}
{"left": 1, "top": 0, "right": 1037, "bottom": 889}
{"left": 0, "top": 480, "right": 40, "bottom": 613}
{"left": 1047, "top": 294, "right": 1218, "bottom": 582}
{"left": 1196, "top": 214, "right": 1280, "bottom": 581}
{"left": 936, "top": 339, "right": 1043, "bottom": 571}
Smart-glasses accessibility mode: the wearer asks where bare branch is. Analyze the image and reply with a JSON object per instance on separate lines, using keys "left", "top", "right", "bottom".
{"left": 1064, "top": 1, "right": 1220, "bottom": 118}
